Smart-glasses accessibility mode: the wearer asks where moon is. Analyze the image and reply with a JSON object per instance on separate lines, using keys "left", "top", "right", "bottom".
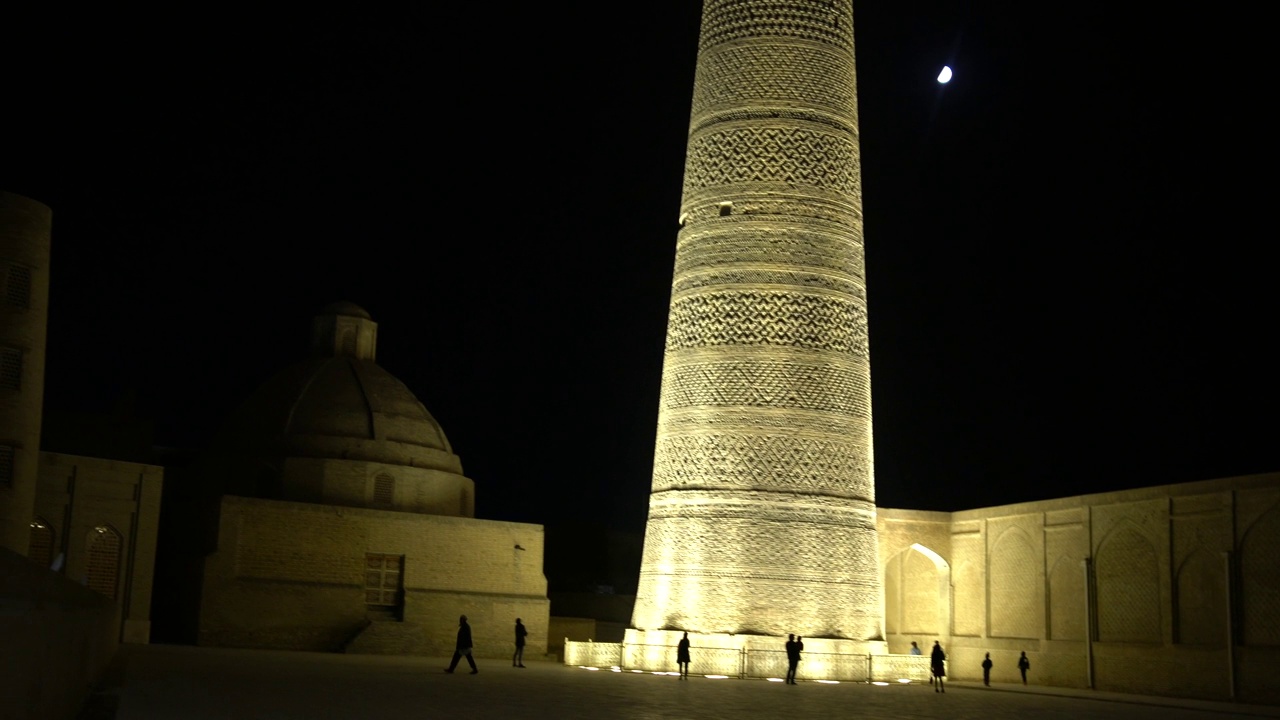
{"left": 937, "top": 66, "right": 953, "bottom": 83}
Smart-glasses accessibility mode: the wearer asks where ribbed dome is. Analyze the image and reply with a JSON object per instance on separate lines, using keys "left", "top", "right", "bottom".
{"left": 216, "top": 355, "right": 458, "bottom": 471}
{"left": 210, "top": 305, "right": 461, "bottom": 475}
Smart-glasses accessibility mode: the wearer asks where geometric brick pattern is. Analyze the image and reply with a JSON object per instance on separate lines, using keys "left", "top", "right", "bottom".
{"left": 1096, "top": 525, "right": 1161, "bottom": 643}
{"left": 698, "top": 0, "right": 854, "bottom": 54}
{"left": 989, "top": 529, "right": 1040, "bottom": 639}
{"left": 950, "top": 535, "right": 984, "bottom": 637}
{"left": 659, "top": 353, "right": 871, "bottom": 417}
{"left": 1048, "top": 556, "right": 1085, "bottom": 640}
{"left": 27, "top": 517, "right": 54, "bottom": 569}
{"left": 86, "top": 525, "right": 122, "bottom": 600}
{"left": 1241, "top": 504, "right": 1280, "bottom": 646}
{"left": 691, "top": 43, "right": 858, "bottom": 131}
{"left": 633, "top": 0, "right": 879, "bottom": 641}
{"left": 665, "top": 290, "right": 868, "bottom": 357}
{"left": 1175, "top": 549, "right": 1226, "bottom": 646}
{"left": 683, "top": 127, "right": 862, "bottom": 198}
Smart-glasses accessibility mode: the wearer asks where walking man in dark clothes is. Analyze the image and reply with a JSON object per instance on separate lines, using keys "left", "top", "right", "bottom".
{"left": 444, "top": 615, "right": 478, "bottom": 674}
{"left": 930, "top": 641, "right": 946, "bottom": 693}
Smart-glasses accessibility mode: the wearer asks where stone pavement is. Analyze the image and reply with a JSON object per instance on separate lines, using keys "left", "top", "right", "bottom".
{"left": 92, "top": 645, "right": 1280, "bottom": 720}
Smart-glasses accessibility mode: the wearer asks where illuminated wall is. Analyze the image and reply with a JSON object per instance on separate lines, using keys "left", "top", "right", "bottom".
{"left": 879, "top": 472, "right": 1280, "bottom": 705}
{"left": 632, "top": 0, "right": 880, "bottom": 640}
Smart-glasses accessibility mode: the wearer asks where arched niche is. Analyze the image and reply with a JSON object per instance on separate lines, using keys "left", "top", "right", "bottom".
{"left": 86, "top": 524, "right": 123, "bottom": 600}
{"left": 1175, "top": 549, "right": 1226, "bottom": 646}
{"left": 1096, "top": 523, "right": 1161, "bottom": 643}
{"left": 884, "top": 543, "right": 950, "bottom": 638}
{"left": 989, "top": 527, "right": 1040, "bottom": 639}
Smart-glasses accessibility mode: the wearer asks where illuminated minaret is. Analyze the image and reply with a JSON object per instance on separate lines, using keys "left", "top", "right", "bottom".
{"left": 630, "top": 0, "right": 880, "bottom": 643}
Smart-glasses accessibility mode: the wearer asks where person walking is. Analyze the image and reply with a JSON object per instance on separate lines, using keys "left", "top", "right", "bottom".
{"left": 981, "top": 652, "right": 993, "bottom": 686}
{"left": 676, "top": 632, "right": 691, "bottom": 679}
{"left": 784, "top": 634, "right": 800, "bottom": 684}
{"left": 513, "top": 618, "right": 528, "bottom": 668}
{"left": 444, "top": 615, "right": 478, "bottom": 674}
{"left": 1017, "top": 651, "right": 1030, "bottom": 685}
{"left": 930, "top": 641, "right": 946, "bottom": 693}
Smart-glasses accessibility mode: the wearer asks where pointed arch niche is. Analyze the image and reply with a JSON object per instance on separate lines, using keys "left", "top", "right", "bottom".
{"left": 989, "top": 527, "right": 1040, "bottom": 639}
{"left": 1096, "top": 523, "right": 1161, "bottom": 643}
{"left": 884, "top": 543, "right": 950, "bottom": 638}
{"left": 86, "top": 524, "right": 123, "bottom": 601}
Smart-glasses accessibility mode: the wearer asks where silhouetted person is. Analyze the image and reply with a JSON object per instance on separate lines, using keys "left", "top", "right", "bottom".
{"left": 930, "top": 641, "right": 946, "bottom": 693}
{"left": 513, "top": 618, "right": 528, "bottom": 667}
{"left": 981, "top": 652, "right": 993, "bottom": 686}
{"left": 784, "top": 634, "right": 800, "bottom": 684}
{"left": 1017, "top": 651, "right": 1030, "bottom": 685}
{"left": 677, "top": 632, "right": 691, "bottom": 679}
{"left": 445, "top": 615, "right": 478, "bottom": 674}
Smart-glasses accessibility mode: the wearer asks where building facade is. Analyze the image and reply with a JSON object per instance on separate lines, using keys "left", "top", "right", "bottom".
{"left": 880, "top": 472, "right": 1280, "bottom": 703}
{"left": 196, "top": 304, "right": 550, "bottom": 657}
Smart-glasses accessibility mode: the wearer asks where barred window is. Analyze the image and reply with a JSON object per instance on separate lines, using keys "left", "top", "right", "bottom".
{"left": 86, "top": 525, "right": 122, "bottom": 600}
{"left": 0, "top": 346, "right": 22, "bottom": 390}
{"left": 372, "top": 473, "right": 395, "bottom": 507}
{"left": 364, "top": 553, "right": 402, "bottom": 607}
{"left": 0, "top": 445, "right": 13, "bottom": 487}
{"left": 29, "top": 518, "right": 54, "bottom": 569}
{"left": 5, "top": 265, "right": 31, "bottom": 309}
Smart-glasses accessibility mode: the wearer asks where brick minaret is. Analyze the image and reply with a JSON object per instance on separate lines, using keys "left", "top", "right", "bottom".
{"left": 631, "top": 0, "right": 881, "bottom": 641}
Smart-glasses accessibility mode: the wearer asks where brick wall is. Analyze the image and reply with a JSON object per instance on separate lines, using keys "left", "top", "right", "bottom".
{"left": 199, "top": 495, "right": 549, "bottom": 658}
{"left": 879, "top": 472, "right": 1280, "bottom": 702}
{"left": 33, "top": 453, "right": 163, "bottom": 644}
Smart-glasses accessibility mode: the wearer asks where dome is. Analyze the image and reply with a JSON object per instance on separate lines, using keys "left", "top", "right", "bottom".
{"left": 319, "top": 301, "right": 372, "bottom": 320}
{"left": 209, "top": 305, "right": 461, "bottom": 475}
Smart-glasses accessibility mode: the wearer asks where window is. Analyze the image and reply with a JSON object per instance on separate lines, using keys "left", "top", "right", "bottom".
{"left": 364, "top": 553, "right": 402, "bottom": 607}
{"left": 372, "top": 474, "right": 395, "bottom": 508}
{"left": 29, "top": 518, "right": 54, "bottom": 569}
{"left": 86, "top": 525, "right": 122, "bottom": 600}
{"left": 0, "top": 346, "right": 22, "bottom": 390}
{"left": 4, "top": 265, "right": 31, "bottom": 309}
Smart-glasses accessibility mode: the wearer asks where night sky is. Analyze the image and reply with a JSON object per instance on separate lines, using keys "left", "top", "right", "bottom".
{"left": 4, "top": 3, "right": 1275, "bottom": 561}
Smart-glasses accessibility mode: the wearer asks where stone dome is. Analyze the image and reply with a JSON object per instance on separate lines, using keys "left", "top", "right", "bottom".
{"left": 211, "top": 305, "right": 461, "bottom": 475}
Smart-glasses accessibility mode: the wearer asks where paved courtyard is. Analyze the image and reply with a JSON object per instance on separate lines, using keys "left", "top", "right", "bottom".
{"left": 100, "top": 645, "right": 1279, "bottom": 720}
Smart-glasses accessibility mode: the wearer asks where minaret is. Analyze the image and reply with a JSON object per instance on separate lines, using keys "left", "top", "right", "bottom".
{"left": 630, "top": 0, "right": 881, "bottom": 645}
{"left": 0, "top": 192, "right": 52, "bottom": 556}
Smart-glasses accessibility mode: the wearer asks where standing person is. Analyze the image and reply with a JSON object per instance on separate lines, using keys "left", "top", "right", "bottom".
{"left": 444, "top": 615, "right": 479, "bottom": 674}
{"left": 677, "top": 632, "right": 691, "bottom": 679}
{"left": 784, "top": 634, "right": 799, "bottom": 684}
{"left": 1017, "top": 651, "right": 1030, "bottom": 685}
{"left": 930, "top": 641, "right": 946, "bottom": 693}
{"left": 909, "top": 641, "right": 922, "bottom": 656}
{"left": 513, "top": 618, "right": 528, "bottom": 668}
{"left": 981, "top": 652, "right": 993, "bottom": 686}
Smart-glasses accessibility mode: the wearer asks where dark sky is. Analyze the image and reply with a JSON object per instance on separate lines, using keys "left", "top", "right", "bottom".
{"left": 4, "top": 3, "right": 1275, "bottom": 543}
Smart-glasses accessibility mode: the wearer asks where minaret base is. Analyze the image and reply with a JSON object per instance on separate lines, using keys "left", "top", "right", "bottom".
{"left": 621, "top": 628, "right": 887, "bottom": 678}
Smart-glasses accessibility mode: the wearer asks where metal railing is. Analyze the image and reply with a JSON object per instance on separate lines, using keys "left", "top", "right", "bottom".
{"left": 564, "top": 640, "right": 931, "bottom": 683}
